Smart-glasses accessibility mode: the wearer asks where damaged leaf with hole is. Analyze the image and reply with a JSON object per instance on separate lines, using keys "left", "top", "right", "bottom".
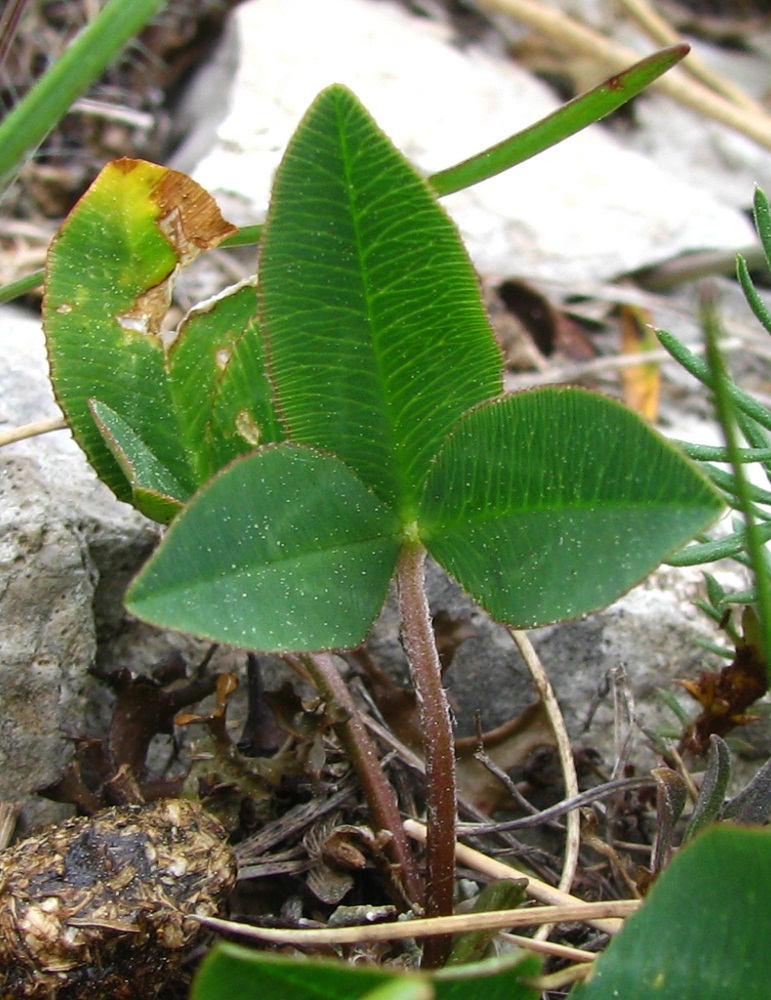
{"left": 44, "top": 160, "right": 279, "bottom": 519}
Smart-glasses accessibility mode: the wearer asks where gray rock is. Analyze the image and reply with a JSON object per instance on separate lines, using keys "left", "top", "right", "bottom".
{"left": 0, "top": 309, "right": 201, "bottom": 832}
{"left": 0, "top": 446, "right": 164, "bottom": 833}
{"left": 0, "top": 453, "right": 96, "bottom": 828}
{"left": 0, "top": 309, "right": 144, "bottom": 829}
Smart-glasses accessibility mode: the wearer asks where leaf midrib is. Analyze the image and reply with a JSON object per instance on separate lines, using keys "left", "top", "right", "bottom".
{"left": 335, "top": 97, "right": 410, "bottom": 519}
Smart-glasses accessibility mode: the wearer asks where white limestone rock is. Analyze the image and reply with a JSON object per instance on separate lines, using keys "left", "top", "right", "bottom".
{"left": 191, "top": 0, "right": 754, "bottom": 283}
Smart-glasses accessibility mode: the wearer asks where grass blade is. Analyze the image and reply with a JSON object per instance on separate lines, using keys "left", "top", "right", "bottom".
{"left": 429, "top": 45, "right": 688, "bottom": 196}
{"left": 0, "top": 0, "right": 166, "bottom": 191}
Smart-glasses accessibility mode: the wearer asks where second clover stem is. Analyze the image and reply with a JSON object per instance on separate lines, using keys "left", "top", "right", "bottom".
{"left": 397, "top": 542, "right": 457, "bottom": 968}
{"left": 296, "top": 652, "right": 423, "bottom": 909}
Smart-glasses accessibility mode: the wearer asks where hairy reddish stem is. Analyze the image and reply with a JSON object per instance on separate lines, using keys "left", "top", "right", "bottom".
{"left": 298, "top": 652, "right": 423, "bottom": 909}
{"left": 397, "top": 542, "right": 456, "bottom": 968}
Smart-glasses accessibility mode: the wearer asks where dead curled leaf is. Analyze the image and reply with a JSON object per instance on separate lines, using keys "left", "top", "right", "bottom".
{"left": 41, "top": 653, "right": 220, "bottom": 813}
{"left": 678, "top": 609, "right": 768, "bottom": 754}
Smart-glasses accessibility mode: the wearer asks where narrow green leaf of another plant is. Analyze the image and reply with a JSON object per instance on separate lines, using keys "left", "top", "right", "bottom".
{"left": 429, "top": 45, "right": 688, "bottom": 197}
{"left": 0, "top": 0, "right": 166, "bottom": 192}
{"left": 419, "top": 388, "right": 722, "bottom": 627}
{"left": 752, "top": 186, "right": 771, "bottom": 271}
{"left": 683, "top": 735, "right": 730, "bottom": 842}
{"left": 658, "top": 328, "right": 771, "bottom": 433}
{"left": 702, "top": 285, "right": 771, "bottom": 675}
{"left": 668, "top": 523, "right": 771, "bottom": 566}
{"left": 724, "top": 755, "right": 771, "bottom": 825}
{"left": 220, "top": 224, "right": 264, "bottom": 248}
{"left": 672, "top": 440, "right": 771, "bottom": 463}
{"left": 126, "top": 444, "right": 401, "bottom": 651}
{"left": 446, "top": 880, "right": 527, "bottom": 966}
{"left": 260, "top": 84, "right": 502, "bottom": 518}
{"left": 650, "top": 768, "right": 688, "bottom": 872}
{"left": 571, "top": 825, "right": 771, "bottom": 1000}
{"left": 0, "top": 267, "right": 44, "bottom": 305}
{"left": 700, "top": 463, "right": 771, "bottom": 505}
{"left": 736, "top": 253, "right": 771, "bottom": 335}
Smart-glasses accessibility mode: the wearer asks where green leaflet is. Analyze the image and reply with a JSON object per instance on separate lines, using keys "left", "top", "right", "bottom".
{"left": 126, "top": 445, "right": 402, "bottom": 652}
{"left": 167, "top": 282, "right": 284, "bottom": 483}
{"left": 260, "top": 84, "right": 502, "bottom": 518}
{"left": 90, "top": 400, "right": 185, "bottom": 521}
{"left": 419, "top": 388, "right": 722, "bottom": 626}
{"left": 44, "top": 159, "right": 190, "bottom": 500}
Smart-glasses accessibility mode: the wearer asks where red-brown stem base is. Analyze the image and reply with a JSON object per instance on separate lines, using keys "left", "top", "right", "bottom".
{"left": 397, "top": 542, "right": 457, "bottom": 968}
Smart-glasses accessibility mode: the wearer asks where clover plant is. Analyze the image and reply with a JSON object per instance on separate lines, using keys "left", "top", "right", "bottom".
{"left": 41, "top": 66, "right": 723, "bottom": 965}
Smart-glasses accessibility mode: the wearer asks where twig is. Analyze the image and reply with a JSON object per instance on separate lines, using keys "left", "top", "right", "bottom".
{"left": 504, "top": 338, "right": 743, "bottom": 390}
{"left": 473, "top": 0, "right": 771, "bottom": 152}
{"left": 0, "top": 267, "right": 46, "bottom": 304}
{"left": 473, "top": 747, "right": 542, "bottom": 816}
{"left": 668, "top": 745, "right": 699, "bottom": 802}
{"left": 617, "top": 0, "right": 764, "bottom": 112}
{"left": 235, "top": 779, "right": 358, "bottom": 864}
{"left": 0, "top": 0, "right": 30, "bottom": 77}
{"left": 631, "top": 245, "right": 766, "bottom": 291}
{"left": 360, "top": 709, "right": 564, "bottom": 881}
{"left": 195, "top": 897, "right": 639, "bottom": 946}
{"left": 457, "top": 774, "right": 655, "bottom": 834}
{"left": 404, "top": 818, "right": 628, "bottom": 934}
{"left": 0, "top": 416, "right": 68, "bottom": 447}
{"left": 499, "top": 932, "right": 596, "bottom": 963}
{"left": 610, "top": 664, "right": 637, "bottom": 780}
{"left": 0, "top": 801, "right": 19, "bottom": 851}
{"left": 509, "top": 630, "right": 579, "bottom": 896}
{"left": 535, "top": 964, "right": 593, "bottom": 992}
{"left": 70, "top": 97, "right": 155, "bottom": 129}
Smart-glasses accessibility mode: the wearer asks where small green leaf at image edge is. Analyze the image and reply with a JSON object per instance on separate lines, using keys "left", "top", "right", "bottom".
{"left": 572, "top": 825, "right": 771, "bottom": 1000}
{"left": 190, "top": 943, "right": 540, "bottom": 1000}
